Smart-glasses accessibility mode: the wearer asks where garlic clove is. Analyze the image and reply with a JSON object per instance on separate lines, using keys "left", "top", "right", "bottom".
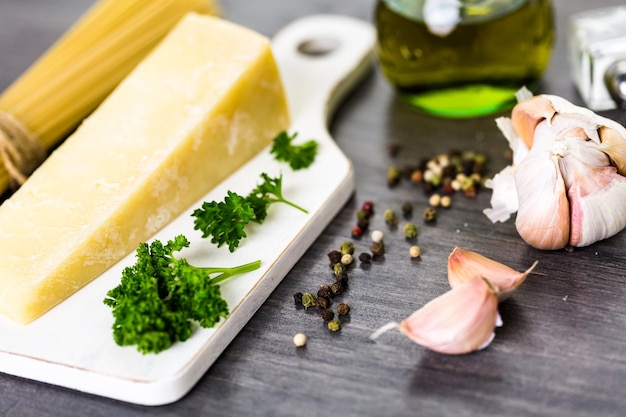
{"left": 598, "top": 126, "right": 626, "bottom": 175}
{"left": 398, "top": 276, "right": 500, "bottom": 355}
{"left": 448, "top": 247, "right": 538, "bottom": 302}
{"left": 513, "top": 139, "right": 571, "bottom": 250}
{"left": 511, "top": 95, "right": 556, "bottom": 149}
{"left": 562, "top": 155, "right": 626, "bottom": 247}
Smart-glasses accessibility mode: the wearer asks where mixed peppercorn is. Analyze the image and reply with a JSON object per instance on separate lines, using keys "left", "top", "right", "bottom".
{"left": 291, "top": 148, "right": 491, "bottom": 347}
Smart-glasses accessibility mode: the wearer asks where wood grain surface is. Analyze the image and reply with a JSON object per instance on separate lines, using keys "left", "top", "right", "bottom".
{"left": 1, "top": 0, "right": 625, "bottom": 416}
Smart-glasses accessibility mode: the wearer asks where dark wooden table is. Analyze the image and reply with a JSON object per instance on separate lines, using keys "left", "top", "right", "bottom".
{"left": 2, "top": 1, "right": 626, "bottom": 416}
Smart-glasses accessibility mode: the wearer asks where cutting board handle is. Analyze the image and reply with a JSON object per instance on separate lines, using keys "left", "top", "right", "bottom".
{"left": 272, "top": 15, "right": 376, "bottom": 138}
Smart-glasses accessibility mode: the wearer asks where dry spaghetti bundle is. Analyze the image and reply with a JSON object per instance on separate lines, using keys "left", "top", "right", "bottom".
{"left": 0, "top": 0, "right": 219, "bottom": 193}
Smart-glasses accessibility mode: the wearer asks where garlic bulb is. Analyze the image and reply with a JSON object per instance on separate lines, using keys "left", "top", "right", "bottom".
{"left": 448, "top": 247, "right": 538, "bottom": 302}
{"left": 484, "top": 88, "right": 626, "bottom": 249}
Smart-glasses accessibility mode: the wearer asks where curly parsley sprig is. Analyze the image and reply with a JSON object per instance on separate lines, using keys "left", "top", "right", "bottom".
{"left": 270, "top": 131, "right": 318, "bottom": 170}
{"left": 192, "top": 172, "right": 307, "bottom": 252}
{"left": 103, "top": 235, "right": 261, "bottom": 354}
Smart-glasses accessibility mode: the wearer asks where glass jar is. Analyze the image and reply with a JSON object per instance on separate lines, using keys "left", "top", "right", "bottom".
{"left": 375, "top": 0, "right": 554, "bottom": 118}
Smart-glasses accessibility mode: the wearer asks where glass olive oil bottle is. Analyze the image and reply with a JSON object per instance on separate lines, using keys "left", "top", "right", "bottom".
{"left": 375, "top": 0, "right": 554, "bottom": 117}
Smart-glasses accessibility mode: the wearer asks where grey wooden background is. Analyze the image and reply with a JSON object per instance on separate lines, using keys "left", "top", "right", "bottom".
{"left": 1, "top": 0, "right": 625, "bottom": 416}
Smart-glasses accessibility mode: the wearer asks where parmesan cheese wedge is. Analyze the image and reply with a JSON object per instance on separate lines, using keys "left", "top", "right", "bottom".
{"left": 0, "top": 13, "right": 289, "bottom": 325}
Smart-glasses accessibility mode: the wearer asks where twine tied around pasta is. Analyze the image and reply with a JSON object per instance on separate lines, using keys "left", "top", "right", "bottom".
{"left": 0, "top": 111, "right": 46, "bottom": 188}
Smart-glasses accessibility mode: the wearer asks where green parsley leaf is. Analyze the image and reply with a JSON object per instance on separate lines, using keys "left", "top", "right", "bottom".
{"left": 270, "top": 131, "right": 318, "bottom": 170}
{"left": 103, "top": 235, "right": 261, "bottom": 354}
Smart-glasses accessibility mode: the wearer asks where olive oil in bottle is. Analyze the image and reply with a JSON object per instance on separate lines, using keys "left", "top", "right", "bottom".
{"left": 375, "top": 0, "right": 554, "bottom": 117}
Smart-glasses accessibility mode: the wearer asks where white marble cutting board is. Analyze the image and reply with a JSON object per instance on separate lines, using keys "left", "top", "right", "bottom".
{"left": 0, "top": 15, "right": 375, "bottom": 405}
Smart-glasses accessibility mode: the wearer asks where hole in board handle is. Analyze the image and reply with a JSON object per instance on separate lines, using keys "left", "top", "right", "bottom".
{"left": 297, "top": 37, "right": 340, "bottom": 56}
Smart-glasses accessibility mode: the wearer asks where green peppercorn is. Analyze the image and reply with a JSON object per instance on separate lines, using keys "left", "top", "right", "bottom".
{"left": 327, "top": 250, "right": 342, "bottom": 264}
{"left": 423, "top": 207, "right": 437, "bottom": 222}
{"left": 333, "top": 262, "right": 346, "bottom": 277}
{"left": 387, "top": 165, "right": 401, "bottom": 187}
{"left": 337, "top": 303, "right": 350, "bottom": 316}
{"left": 401, "top": 201, "right": 413, "bottom": 217}
{"left": 356, "top": 209, "right": 370, "bottom": 221}
{"left": 327, "top": 319, "right": 342, "bottom": 332}
{"left": 301, "top": 292, "right": 316, "bottom": 309}
{"left": 321, "top": 308, "right": 335, "bottom": 321}
{"left": 403, "top": 223, "right": 417, "bottom": 238}
{"left": 293, "top": 292, "right": 303, "bottom": 305}
{"left": 370, "top": 241, "right": 385, "bottom": 256}
{"left": 383, "top": 209, "right": 398, "bottom": 226}
{"left": 340, "top": 241, "right": 355, "bottom": 255}
{"left": 316, "top": 296, "right": 330, "bottom": 309}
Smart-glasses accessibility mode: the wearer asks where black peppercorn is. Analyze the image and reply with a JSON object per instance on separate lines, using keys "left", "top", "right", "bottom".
{"left": 321, "top": 308, "right": 335, "bottom": 322}
{"left": 330, "top": 281, "right": 344, "bottom": 296}
{"left": 293, "top": 292, "right": 303, "bottom": 305}
{"left": 401, "top": 201, "right": 413, "bottom": 217}
{"left": 327, "top": 250, "right": 342, "bottom": 264}
{"left": 317, "top": 285, "right": 332, "bottom": 299}
{"left": 316, "top": 296, "right": 330, "bottom": 309}
{"left": 358, "top": 252, "right": 372, "bottom": 263}
{"left": 356, "top": 217, "right": 369, "bottom": 230}
{"left": 337, "top": 303, "right": 350, "bottom": 316}
{"left": 337, "top": 271, "right": 349, "bottom": 286}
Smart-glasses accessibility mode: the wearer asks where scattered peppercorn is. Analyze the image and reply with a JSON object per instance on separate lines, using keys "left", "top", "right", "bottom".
{"left": 356, "top": 218, "right": 369, "bottom": 231}
{"left": 383, "top": 209, "right": 398, "bottom": 226}
{"left": 316, "top": 296, "right": 330, "bottom": 309}
{"left": 370, "top": 241, "right": 385, "bottom": 256}
{"left": 333, "top": 262, "right": 346, "bottom": 277}
{"left": 337, "top": 303, "right": 351, "bottom": 316}
{"left": 440, "top": 195, "right": 452, "bottom": 208}
{"left": 337, "top": 271, "right": 349, "bottom": 286}
{"left": 403, "top": 223, "right": 418, "bottom": 239}
{"left": 293, "top": 292, "right": 303, "bottom": 305}
{"left": 409, "top": 245, "right": 422, "bottom": 258}
{"left": 387, "top": 144, "right": 400, "bottom": 157}
{"left": 330, "top": 281, "right": 344, "bottom": 296}
{"left": 327, "top": 250, "right": 342, "bottom": 264}
{"left": 351, "top": 226, "right": 363, "bottom": 238}
{"left": 301, "top": 292, "right": 316, "bottom": 309}
{"left": 321, "top": 308, "right": 335, "bottom": 321}
{"left": 358, "top": 252, "right": 372, "bottom": 263}
{"left": 410, "top": 169, "right": 423, "bottom": 184}
{"left": 371, "top": 229, "right": 384, "bottom": 243}
{"left": 340, "top": 241, "right": 355, "bottom": 255}
{"left": 423, "top": 207, "right": 437, "bottom": 222}
{"left": 327, "top": 319, "right": 342, "bottom": 332}
{"left": 293, "top": 333, "right": 307, "bottom": 347}
{"left": 341, "top": 253, "right": 353, "bottom": 266}
{"left": 361, "top": 200, "right": 375, "bottom": 215}
{"left": 387, "top": 165, "right": 401, "bottom": 187}
{"left": 317, "top": 285, "right": 332, "bottom": 299}
{"left": 428, "top": 193, "right": 441, "bottom": 207}
{"left": 356, "top": 209, "right": 369, "bottom": 221}
{"left": 401, "top": 201, "right": 413, "bottom": 217}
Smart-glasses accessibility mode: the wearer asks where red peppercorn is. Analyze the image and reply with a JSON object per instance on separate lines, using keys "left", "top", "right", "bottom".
{"left": 351, "top": 226, "right": 363, "bottom": 238}
{"left": 361, "top": 200, "right": 374, "bottom": 215}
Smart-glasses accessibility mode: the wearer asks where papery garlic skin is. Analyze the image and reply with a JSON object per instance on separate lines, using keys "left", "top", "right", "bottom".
{"left": 484, "top": 90, "right": 626, "bottom": 249}
{"left": 447, "top": 247, "right": 538, "bottom": 302}
{"left": 398, "top": 276, "right": 500, "bottom": 355}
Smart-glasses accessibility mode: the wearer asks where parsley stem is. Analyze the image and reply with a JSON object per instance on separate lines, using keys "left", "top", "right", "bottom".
{"left": 203, "top": 259, "right": 262, "bottom": 285}
{"left": 269, "top": 197, "right": 308, "bottom": 214}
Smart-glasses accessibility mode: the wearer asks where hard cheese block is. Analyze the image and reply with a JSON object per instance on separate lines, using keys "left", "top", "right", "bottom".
{"left": 0, "top": 13, "right": 289, "bottom": 325}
